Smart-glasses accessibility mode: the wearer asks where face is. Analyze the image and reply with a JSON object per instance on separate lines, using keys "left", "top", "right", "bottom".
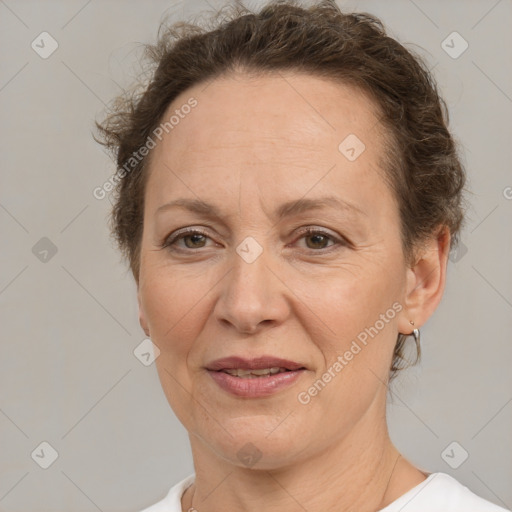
{"left": 138, "top": 71, "right": 415, "bottom": 469}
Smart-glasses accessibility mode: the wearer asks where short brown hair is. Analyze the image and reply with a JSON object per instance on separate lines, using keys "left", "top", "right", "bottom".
{"left": 95, "top": 0, "right": 466, "bottom": 379}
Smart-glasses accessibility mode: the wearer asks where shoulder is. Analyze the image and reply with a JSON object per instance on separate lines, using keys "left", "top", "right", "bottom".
{"left": 139, "top": 474, "right": 195, "bottom": 512}
{"left": 379, "top": 472, "right": 510, "bottom": 512}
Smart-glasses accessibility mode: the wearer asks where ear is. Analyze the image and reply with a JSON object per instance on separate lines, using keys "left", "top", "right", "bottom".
{"left": 138, "top": 289, "right": 150, "bottom": 338}
{"left": 397, "top": 226, "right": 451, "bottom": 335}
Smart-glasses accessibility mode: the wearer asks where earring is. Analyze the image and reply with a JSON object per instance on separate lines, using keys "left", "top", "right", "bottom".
{"left": 409, "top": 320, "right": 420, "bottom": 343}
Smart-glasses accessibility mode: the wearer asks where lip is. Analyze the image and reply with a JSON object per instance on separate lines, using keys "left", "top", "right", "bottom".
{"left": 208, "top": 368, "right": 306, "bottom": 397}
{"left": 205, "top": 356, "right": 307, "bottom": 398}
{"left": 206, "top": 356, "right": 305, "bottom": 372}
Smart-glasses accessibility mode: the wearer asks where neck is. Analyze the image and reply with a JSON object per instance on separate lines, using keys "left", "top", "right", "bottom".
{"left": 182, "top": 398, "right": 419, "bottom": 512}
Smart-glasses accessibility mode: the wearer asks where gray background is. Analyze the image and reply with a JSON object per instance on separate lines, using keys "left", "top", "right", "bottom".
{"left": 1, "top": 0, "right": 511, "bottom": 511}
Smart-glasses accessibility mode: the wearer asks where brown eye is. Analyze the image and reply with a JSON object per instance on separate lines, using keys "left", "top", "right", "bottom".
{"left": 304, "top": 232, "right": 331, "bottom": 250}
{"left": 182, "top": 233, "right": 207, "bottom": 248}
{"left": 163, "top": 229, "right": 214, "bottom": 251}
{"left": 294, "top": 228, "right": 341, "bottom": 251}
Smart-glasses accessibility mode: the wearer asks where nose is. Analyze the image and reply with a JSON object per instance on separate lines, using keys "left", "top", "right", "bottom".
{"left": 214, "top": 243, "right": 290, "bottom": 334}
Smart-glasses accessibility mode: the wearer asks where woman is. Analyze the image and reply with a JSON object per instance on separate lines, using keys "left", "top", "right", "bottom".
{"left": 96, "top": 1, "right": 510, "bottom": 511}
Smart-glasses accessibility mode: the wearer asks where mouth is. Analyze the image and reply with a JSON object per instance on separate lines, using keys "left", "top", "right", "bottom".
{"left": 220, "top": 367, "right": 295, "bottom": 378}
{"left": 205, "top": 356, "right": 307, "bottom": 397}
{"left": 206, "top": 355, "right": 306, "bottom": 374}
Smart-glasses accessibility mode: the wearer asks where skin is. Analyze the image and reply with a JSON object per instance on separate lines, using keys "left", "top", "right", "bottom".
{"left": 137, "top": 71, "right": 450, "bottom": 512}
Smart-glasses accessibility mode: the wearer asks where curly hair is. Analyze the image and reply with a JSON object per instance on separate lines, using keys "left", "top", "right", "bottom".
{"left": 95, "top": 0, "right": 466, "bottom": 381}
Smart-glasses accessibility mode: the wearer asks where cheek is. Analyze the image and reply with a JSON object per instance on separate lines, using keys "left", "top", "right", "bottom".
{"left": 309, "top": 263, "right": 402, "bottom": 338}
{"left": 139, "top": 269, "right": 206, "bottom": 355}
{"left": 139, "top": 269, "right": 210, "bottom": 425}
{"left": 299, "top": 256, "right": 404, "bottom": 394}
{"left": 293, "top": 270, "right": 401, "bottom": 425}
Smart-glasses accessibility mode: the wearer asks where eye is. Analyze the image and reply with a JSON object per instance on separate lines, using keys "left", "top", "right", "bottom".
{"left": 162, "top": 228, "right": 216, "bottom": 251}
{"left": 161, "top": 227, "right": 347, "bottom": 253}
{"left": 293, "top": 227, "right": 345, "bottom": 251}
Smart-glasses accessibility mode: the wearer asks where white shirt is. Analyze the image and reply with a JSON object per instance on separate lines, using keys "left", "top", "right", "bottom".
{"left": 140, "top": 472, "right": 510, "bottom": 512}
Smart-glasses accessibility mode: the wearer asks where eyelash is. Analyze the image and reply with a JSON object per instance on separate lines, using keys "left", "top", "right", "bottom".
{"left": 161, "top": 227, "right": 347, "bottom": 253}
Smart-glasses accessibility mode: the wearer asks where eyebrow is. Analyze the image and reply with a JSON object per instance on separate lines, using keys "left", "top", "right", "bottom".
{"left": 155, "top": 196, "right": 366, "bottom": 222}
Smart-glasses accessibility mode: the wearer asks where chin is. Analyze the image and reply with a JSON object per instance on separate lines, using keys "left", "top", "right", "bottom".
{"left": 203, "top": 417, "right": 308, "bottom": 470}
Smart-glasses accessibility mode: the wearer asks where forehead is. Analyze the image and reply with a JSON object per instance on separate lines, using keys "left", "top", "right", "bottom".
{"left": 157, "top": 71, "right": 382, "bottom": 155}
{"left": 145, "top": 71, "right": 390, "bottom": 210}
